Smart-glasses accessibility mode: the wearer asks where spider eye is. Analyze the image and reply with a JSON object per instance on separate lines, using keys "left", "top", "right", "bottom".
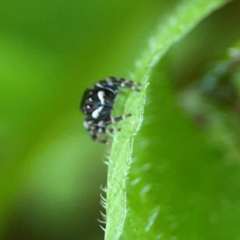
{"left": 86, "top": 104, "right": 92, "bottom": 110}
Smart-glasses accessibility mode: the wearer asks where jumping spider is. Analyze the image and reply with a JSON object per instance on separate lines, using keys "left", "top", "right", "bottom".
{"left": 80, "top": 77, "right": 141, "bottom": 144}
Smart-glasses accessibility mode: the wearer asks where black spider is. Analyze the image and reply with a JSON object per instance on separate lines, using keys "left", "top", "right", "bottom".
{"left": 80, "top": 76, "right": 141, "bottom": 144}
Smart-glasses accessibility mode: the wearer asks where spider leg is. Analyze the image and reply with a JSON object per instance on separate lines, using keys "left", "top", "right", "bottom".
{"left": 102, "top": 113, "right": 132, "bottom": 126}
{"left": 87, "top": 127, "right": 109, "bottom": 144}
{"left": 88, "top": 123, "right": 121, "bottom": 134}
{"left": 92, "top": 133, "right": 109, "bottom": 144}
{"left": 90, "top": 114, "right": 130, "bottom": 128}
{"left": 98, "top": 126, "right": 121, "bottom": 133}
{"left": 96, "top": 77, "right": 141, "bottom": 92}
{"left": 85, "top": 121, "right": 120, "bottom": 144}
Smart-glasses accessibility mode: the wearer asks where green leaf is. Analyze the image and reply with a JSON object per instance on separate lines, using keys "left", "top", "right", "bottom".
{"left": 104, "top": 0, "right": 232, "bottom": 240}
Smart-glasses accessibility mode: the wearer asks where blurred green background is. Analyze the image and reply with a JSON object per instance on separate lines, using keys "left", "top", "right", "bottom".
{"left": 0, "top": 1, "right": 172, "bottom": 239}
{"left": 1, "top": 0, "right": 240, "bottom": 239}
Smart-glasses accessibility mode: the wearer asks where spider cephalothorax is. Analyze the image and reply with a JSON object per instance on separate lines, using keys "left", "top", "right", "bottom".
{"left": 80, "top": 76, "right": 141, "bottom": 144}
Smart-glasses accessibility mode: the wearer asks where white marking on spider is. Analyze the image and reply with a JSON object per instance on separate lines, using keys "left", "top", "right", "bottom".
{"left": 110, "top": 117, "right": 116, "bottom": 123}
{"left": 83, "top": 120, "right": 89, "bottom": 129}
{"left": 106, "top": 78, "right": 113, "bottom": 85}
{"left": 92, "top": 106, "right": 103, "bottom": 119}
{"left": 98, "top": 91, "right": 105, "bottom": 105}
{"left": 97, "top": 120, "right": 105, "bottom": 127}
{"left": 96, "top": 83, "right": 102, "bottom": 88}
{"left": 97, "top": 128, "right": 103, "bottom": 133}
